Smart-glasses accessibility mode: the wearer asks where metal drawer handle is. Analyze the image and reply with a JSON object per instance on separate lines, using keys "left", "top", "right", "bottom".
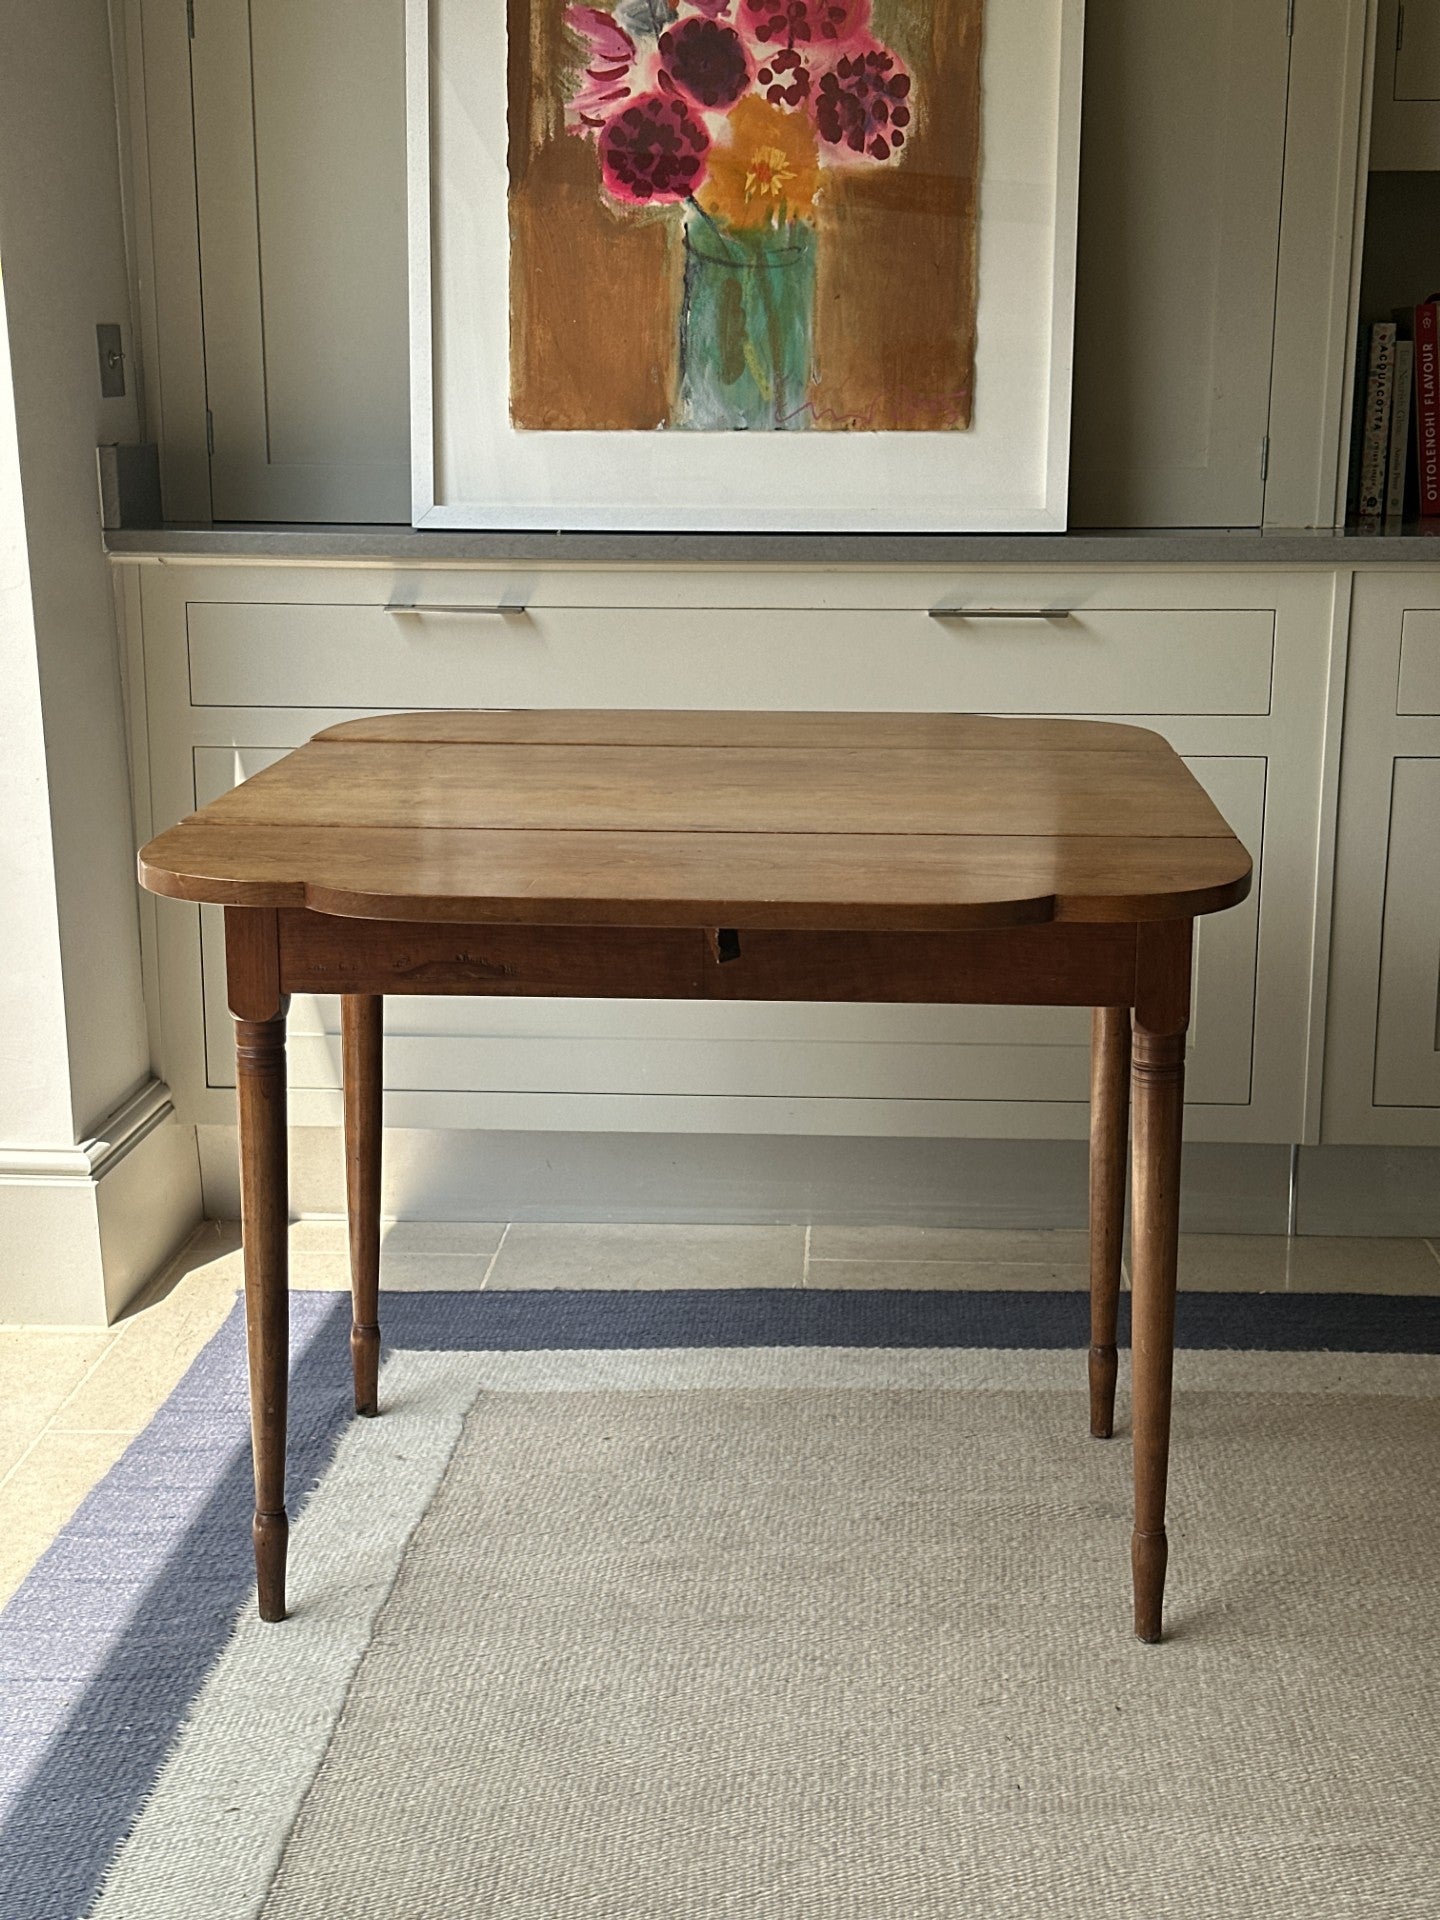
{"left": 929, "top": 607, "right": 1076, "bottom": 621}
{"left": 385, "top": 601, "right": 530, "bottom": 617}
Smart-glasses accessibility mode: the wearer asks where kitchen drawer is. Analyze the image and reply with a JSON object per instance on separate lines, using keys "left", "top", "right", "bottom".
{"left": 185, "top": 599, "right": 1276, "bottom": 718}
{"left": 192, "top": 748, "right": 1263, "bottom": 1114}
{"left": 1398, "top": 613, "right": 1440, "bottom": 715}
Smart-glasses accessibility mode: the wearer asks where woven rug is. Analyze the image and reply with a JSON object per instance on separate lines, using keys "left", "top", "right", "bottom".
{"left": 3, "top": 1290, "right": 1439, "bottom": 1919}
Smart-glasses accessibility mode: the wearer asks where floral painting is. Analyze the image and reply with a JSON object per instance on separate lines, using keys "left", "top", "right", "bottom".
{"left": 508, "top": 1, "right": 984, "bottom": 433}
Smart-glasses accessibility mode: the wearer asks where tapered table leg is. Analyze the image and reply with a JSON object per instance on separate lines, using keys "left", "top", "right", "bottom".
{"left": 229, "top": 908, "right": 291, "bottom": 1623}
{"left": 1088, "top": 1006, "right": 1131, "bottom": 1439}
{"left": 235, "top": 1012, "right": 290, "bottom": 1623}
{"left": 1129, "top": 921, "right": 1193, "bottom": 1644}
{"left": 343, "top": 995, "right": 384, "bottom": 1417}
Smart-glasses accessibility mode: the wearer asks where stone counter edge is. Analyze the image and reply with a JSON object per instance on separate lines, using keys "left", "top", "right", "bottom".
{"left": 104, "top": 527, "right": 1440, "bottom": 567}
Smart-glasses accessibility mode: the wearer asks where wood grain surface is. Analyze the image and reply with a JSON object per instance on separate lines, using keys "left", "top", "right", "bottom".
{"left": 138, "top": 710, "right": 1253, "bottom": 928}
{"left": 197, "top": 744, "right": 1230, "bottom": 838}
{"left": 1087, "top": 1005, "right": 1131, "bottom": 1441}
{"left": 313, "top": 712, "right": 1172, "bottom": 752}
{"left": 277, "top": 914, "right": 1141, "bottom": 1006}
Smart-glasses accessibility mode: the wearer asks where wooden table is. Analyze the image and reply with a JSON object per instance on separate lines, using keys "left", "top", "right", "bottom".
{"left": 138, "top": 711, "right": 1252, "bottom": 1642}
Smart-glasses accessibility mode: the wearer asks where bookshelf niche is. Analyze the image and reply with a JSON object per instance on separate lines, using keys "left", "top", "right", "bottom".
{"left": 1349, "top": 165, "right": 1440, "bottom": 531}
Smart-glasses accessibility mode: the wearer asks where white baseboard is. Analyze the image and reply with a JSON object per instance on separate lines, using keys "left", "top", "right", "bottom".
{"left": 1294, "top": 1147, "right": 1440, "bottom": 1237}
{"left": 198, "top": 1126, "right": 1305, "bottom": 1235}
{"left": 0, "top": 1082, "right": 203, "bottom": 1324}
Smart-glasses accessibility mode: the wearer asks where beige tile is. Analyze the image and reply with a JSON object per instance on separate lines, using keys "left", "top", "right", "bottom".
{"left": 51, "top": 1284, "right": 239, "bottom": 1436}
{"left": 807, "top": 1259, "right": 1089, "bottom": 1292}
{"left": 130, "top": 1227, "right": 502, "bottom": 1301}
{"left": 287, "top": 1248, "right": 352, "bottom": 1290}
{"left": 287, "top": 1219, "right": 506, "bottom": 1259}
{"left": 285, "top": 1219, "right": 349, "bottom": 1255}
{"left": 1138, "top": 1234, "right": 1440, "bottom": 1294}
{"left": 128, "top": 1255, "right": 247, "bottom": 1338}
{"left": 0, "top": 1430, "right": 133, "bottom": 1607}
{"left": 116, "top": 1220, "right": 243, "bottom": 1324}
{"left": 1286, "top": 1236, "right": 1440, "bottom": 1295}
{"left": 809, "top": 1225, "right": 1090, "bottom": 1265}
{"left": 489, "top": 1223, "right": 804, "bottom": 1291}
{"left": 374, "top": 1253, "right": 502, "bottom": 1293}
{"left": 0, "top": 1330, "right": 114, "bottom": 1474}
{"left": 289, "top": 1251, "right": 499, "bottom": 1292}
{"left": 1168, "top": 1236, "right": 1290, "bottom": 1293}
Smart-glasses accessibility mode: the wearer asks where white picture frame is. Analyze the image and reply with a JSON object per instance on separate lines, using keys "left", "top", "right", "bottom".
{"left": 408, "top": 0, "right": 1085, "bottom": 533}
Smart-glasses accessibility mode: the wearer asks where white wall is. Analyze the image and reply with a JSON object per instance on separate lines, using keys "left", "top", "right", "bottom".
{"left": 0, "top": 0, "right": 150, "bottom": 1137}
{"left": 0, "top": 0, "right": 200, "bottom": 1321}
{"left": 0, "top": 283, "right": 74, "bottom": 1147}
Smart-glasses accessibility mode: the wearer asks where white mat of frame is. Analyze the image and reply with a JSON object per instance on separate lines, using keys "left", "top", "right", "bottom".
{"left": 90, "top": 1347, "right": 1440, "bottom": 1920}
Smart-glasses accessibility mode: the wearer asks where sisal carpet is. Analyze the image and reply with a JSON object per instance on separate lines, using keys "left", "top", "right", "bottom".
{"left": 2, "top": 1290, "right": 1438, "bottom": 1918}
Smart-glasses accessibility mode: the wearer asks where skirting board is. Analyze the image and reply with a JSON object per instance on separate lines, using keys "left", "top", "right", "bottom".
{"left": 198, "top": 1126, "right": 1308, "bottom": 1235}
{"left": 1295, "top": 1147, "right": 1440, "bottom": 1238}
{"left": 0, "top": 1085, "right": 203, "bottom": 1325}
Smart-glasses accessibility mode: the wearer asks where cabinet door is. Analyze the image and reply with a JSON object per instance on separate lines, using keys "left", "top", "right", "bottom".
{"left": 1326, "top": 577, "right": 1440, "bottom": 1142}
{"left": 1373, "top": 757, "right": 1440, "bottom": 1106}
{"left": 190, "top": 0, "right": 410, "bottom": 520}
{"left": 1370, "top": 0, "right": 1440, "bottom": 166}
{"left": 1069, "top": 0, "right": 1292, "bottom": 527}
{"left": 1396, "top": 2, "right": 1440, "bottom": 98}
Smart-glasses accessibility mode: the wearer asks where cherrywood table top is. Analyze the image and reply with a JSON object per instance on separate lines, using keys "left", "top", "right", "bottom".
{"left": 137, "top": 711, "right": 1252, "bottom": 931}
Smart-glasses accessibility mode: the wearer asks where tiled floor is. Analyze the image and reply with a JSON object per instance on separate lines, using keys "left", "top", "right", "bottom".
{"left": 2, "top": 1219, "right": 1437, "bottom": 1606}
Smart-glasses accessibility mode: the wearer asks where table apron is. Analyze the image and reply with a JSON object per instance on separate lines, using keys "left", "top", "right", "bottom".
{"left": 275, "top": 912, "right": 1141, "bottom": 1008}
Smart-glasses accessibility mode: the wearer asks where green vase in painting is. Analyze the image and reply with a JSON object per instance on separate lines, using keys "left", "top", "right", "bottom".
{"left": 679, "top": 211, "right": 816, "bottom": 432}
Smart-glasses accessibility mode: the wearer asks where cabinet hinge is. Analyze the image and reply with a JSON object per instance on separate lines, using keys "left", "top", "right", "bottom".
{"left": 187, "top": 0, "right": 195, "bottom": 39}
{"left": 205, "top": 408, "right": 215, "bottom": 456}
{"left": 1260, "top": 435, "right": 1271, "bottom": 483}
{"left": 1286, "top": 0, "right": 1295, "bottom": 38}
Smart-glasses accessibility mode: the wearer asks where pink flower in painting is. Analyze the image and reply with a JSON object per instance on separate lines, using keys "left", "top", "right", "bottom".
{"left": 738, "top": 0, "right": 869, "bottom": 50}
{"left": 813, "top": 39, "right": 911, "bottom": 160}
{"left": 568, "top": 0, "right": 912, "bottom": 210}
{"left": 564, "top": 6, "right": 642, "bottom": 130}
{"left": 659, "top": 16, "right": 752, "bottom": 110}
{"left": 752, "top": 45, "right": 812, "bottom": 109}
{"left": 599, "top": 90, "right": 711, "bottom": 203}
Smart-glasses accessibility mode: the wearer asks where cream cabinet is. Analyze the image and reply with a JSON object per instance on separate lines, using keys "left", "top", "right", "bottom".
{"left": 120, "top": 561, "right": 1338, "bottom": 1146}
{"left": 1069, "top": 0, "right": 1292, "bottom": 527}
{"left": 1325, "top": 575, "right": 1440, "bottom": 1141}
{"left": 1369, "top": 0, "right": 1440, "bottom": 168}
{"left": 184, "top": 0, "right": 410, "bottom": 519}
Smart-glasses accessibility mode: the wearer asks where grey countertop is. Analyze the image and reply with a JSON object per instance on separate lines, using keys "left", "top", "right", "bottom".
{"left": 104, "top": 524, "right": 1440, "bottom": 567}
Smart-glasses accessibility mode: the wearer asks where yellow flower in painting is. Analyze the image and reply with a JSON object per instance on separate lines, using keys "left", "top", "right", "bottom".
{"left": 699, "top": 96, "right": 820, "bottom": 230}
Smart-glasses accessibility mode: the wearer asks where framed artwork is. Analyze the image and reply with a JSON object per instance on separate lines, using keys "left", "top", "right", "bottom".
{"left": 409, "top": 0, "right": 1084, "bottom": 530}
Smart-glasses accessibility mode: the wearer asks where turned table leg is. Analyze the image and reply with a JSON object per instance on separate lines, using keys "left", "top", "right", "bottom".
{"left": 1088, "top": 1006, "right": 1131, "bottom": 1440}
{"left": 343, "top": 995, "right": 384, "bottom": 1417}
{"left": 227, "top": 909, "right": 291, "bottom": 1624}
{"left": 1129, "top": 921, "right": 1193, "bottom": 1644}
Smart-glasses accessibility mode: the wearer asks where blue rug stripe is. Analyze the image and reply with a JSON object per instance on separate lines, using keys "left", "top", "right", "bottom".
{"left": 380, "top": 1287, "right": 1440, "bottom": 1355}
